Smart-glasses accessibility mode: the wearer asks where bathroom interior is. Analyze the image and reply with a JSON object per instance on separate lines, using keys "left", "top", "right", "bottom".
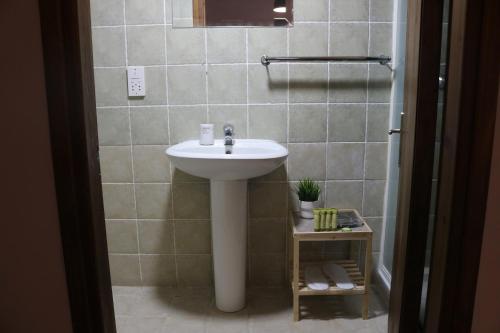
{"left": 90, "top": 0, "right": 444, "bottom": 331}
{"left": 4, "top": 0, "right": 500, "bottom": 331}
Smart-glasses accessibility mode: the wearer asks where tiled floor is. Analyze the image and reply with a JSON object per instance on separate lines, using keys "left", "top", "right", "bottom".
{"left": 113, "top": 286, "right": 388, "bottom": 333}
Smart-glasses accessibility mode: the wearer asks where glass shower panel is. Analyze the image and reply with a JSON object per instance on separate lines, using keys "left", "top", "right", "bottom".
{"left": 382, "top": 0, "right": 407, "bottom": 275}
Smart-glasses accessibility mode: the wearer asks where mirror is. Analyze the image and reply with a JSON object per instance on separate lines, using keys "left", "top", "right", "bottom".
{"left": 172, "top": 0, "right": 294, "bottom": 28}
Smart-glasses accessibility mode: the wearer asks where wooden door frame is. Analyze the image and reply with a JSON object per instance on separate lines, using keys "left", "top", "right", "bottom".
{"left": 38, "top": 0, "right": 116, "bottom": 332}
{"left": 388, "top": 0, "right": 446, "bottom": 331}
{"left": 425, "top": 0, "right": 500, "bottom": 331}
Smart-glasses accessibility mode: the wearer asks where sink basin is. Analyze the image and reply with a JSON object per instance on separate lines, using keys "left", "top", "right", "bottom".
{"left": 166, "top": 139, "right": 288, "bottom": 180}
{"left": 166, "top": 139, "right": 288, "bottom": 312}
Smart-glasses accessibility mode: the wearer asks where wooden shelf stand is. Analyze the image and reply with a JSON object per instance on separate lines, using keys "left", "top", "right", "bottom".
{"left": 288, "top": 210, "right": 373, "bottom": 321}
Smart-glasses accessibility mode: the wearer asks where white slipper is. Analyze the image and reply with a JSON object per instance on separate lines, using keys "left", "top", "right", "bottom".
{"left": 305, "top": 266, "right": 329, "bottom": 290}
{"left": 323, "top": 262, "right": 354, "bottom": 290}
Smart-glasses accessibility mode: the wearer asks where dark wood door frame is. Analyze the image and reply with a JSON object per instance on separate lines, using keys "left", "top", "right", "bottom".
{"left": 425, "top": 0, "right": 500, "bottom": 331}
{"left": 388, "top": 0, "right": 446, "bottom": 331}
{"left": 38, "top": 0, "right": 116, "bottom": 332}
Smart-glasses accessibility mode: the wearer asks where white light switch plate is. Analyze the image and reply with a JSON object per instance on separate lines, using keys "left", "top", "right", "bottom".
{"left": 127, "top": 66, "right": 146, "bottom": 97}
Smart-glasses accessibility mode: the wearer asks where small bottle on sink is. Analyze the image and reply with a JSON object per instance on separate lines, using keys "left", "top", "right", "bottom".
{"left": 199, "top": 124, "right": 214, "bottom": 145}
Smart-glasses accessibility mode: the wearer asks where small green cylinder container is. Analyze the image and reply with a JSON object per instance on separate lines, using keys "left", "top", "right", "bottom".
{"left": 331, "top": 209, "right": 338, "bottom": 229}
{"left": 325, "top": 210, "right": 332, "bottom": 230}
{"left": 313, "top": 209, "right": 320, "bottom": 231}
{"left": 319, "top": 211, "right": 326, "bottom": 231}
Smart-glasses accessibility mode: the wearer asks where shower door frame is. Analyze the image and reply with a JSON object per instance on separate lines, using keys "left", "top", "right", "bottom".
{"left": 387, "top": 0, "right": 447, "bottom": 331}
{"left": 37, "top": 0, "right": 498, "bottom": 332}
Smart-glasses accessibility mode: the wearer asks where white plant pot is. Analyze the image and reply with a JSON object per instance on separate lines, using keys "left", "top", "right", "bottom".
{"left": 300, "top": 200, "right": 316, "bottom": 219}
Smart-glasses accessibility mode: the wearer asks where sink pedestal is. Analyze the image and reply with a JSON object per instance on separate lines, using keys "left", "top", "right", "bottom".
{"left": 210, "top": 180, "right": 247, "bottom": 312}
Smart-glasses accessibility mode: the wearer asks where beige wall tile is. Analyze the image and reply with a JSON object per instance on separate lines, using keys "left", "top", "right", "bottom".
{"left": 92, "top": 27, "right": 125, "bottom": 67}
{"left": 290, "top": 23, "right": 328, "bottom": 57}
{"left": 248, "top": 105, "right": 287, "bottom": 142}
{"left": 289, "top": 64, "right": 328, "bottom": 103}
{"left": 166, "top": 27, "right": 205, "bottom": 65}
{"left": 140, "top": 255, "right": 176, "bottom": 286}
{"left": 249, "top": 219, "right": 285, "bottom": 254}
{"left": 90, "top": 0, "right": 124, "bottom": 26}
{"left": 94, "top": 68, "right": 128, "bottom": 107}
{"left": 326, "top": 181, "right": 363, "bottom": 212}
{"left": 135, "top": 184, "right": 172, "bottom": 219}
{"left": 125, "top": 0, "right": 164, "bottom": 24}
{"left": 169, "top": 105, "right": 207, "bottom": 144}
{"left": 248, "top": 29, "right": 287, "bottom": 62}
{"left": 294, "top": 0, "right": 329, "bottom": 21}
{"left": 249, "top": 253, "right": 284, "bottom": 286}
{"left": 327, "top": 143, "right": 365, "bottom": 180}
{"left": 371, "top": 0, "right": 394, "bottom": 22}
{"left": 363, "top": 180, "right": 386, "bottom": 216}
{"left": 97, "top": 108, "right": 131, "bottom": 146}
{"left": 367, "top": 104, "right": 390, "bottom": 142}
{"left": 138, "top": 220, "right": 174, "bottom": 254}
{"left": 207, "top": 65, "right": 247, "bottom": 104}
{"left": 330, "top": 23, "right": 369, "bottom": 57}
{"left": 172, "top": 183, "right": 210, "bottom": 219}
{"left": 329, "top": 64, "right": 368, "bottom": 103}
{"left": 249, "top": 183, "right": 287, "bottom": 218}
{"left": 328, "top": 104, "right": 366, "bottom": 142}
{"left": 102, "top": 184, "right": 137, "bottom": 219}
{"left": 106, "top": 220, "right": 138, "bottom": 253}
{"left": 167, "top": 66, "right": 207, "bottom": 105}
{"left": 287, "top": 143, "right": 326, "bottom": 181}
{"left": 176, "top": 255, "right": 213, "bottom": 287}
{"left": 100, "top": 146, "right": 133, "bottom": 183}
{"left": 126, "top": 26, "right": 166, "bottom": 66}
{"left": 207, "top": 29, "right": 246, "bottom": 64}
{"left": 370, "top": 23, "right": 393, "bottom": 56}
{"left": 248, "top": 64, "right": 288, "bottom": 104}
{"left": 365, "top": 143, "right": 388, "bottom": 179}
{"left": 368, "top": 64, "right": 392, "bottom": 103}
{"left": 133, "top": 145, "right": 171, "bottom": 183}
{"left": 109, "top": 254, "right": 141, "bottom": 285}
{"left": 289, "top": 104, "right": 327, "bottom": 143}
{"left": 331, "top": 0, "right": 369, "bottom": 21}
{"left": 130, "top": 107, "right": 169, "bottom": 145}
{"left": 174, "top": 221, "right": 211, "bottom": 254}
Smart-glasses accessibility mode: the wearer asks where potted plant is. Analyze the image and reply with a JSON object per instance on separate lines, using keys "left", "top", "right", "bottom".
{"left": 296, "top": 178, "right": 321, "bottom": 219}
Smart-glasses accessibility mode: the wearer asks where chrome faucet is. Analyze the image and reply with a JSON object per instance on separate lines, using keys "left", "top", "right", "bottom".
{"left": 223, "top": 124, "right": 234, "bottom": 154}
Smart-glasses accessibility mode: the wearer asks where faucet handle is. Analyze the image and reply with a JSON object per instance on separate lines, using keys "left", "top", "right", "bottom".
{"left": 223, "top": 124, "right": 234, "bottom": 136}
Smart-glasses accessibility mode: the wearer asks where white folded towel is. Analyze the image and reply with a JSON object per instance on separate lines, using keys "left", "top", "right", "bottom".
{"left": 323, "top": 262, "right": 354, "bottom": 290}
{"left": 304, "top": 266, "right": 329, "bottom": 290}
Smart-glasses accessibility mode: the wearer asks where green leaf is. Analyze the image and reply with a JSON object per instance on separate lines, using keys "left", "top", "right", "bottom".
{"left": 296, "top": 178, "right": 321, "bottom": 202}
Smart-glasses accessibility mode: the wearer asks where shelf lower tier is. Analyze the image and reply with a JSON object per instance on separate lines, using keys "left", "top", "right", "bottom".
{"left": 292, "top": 260, "right": 366, "bottom": 296}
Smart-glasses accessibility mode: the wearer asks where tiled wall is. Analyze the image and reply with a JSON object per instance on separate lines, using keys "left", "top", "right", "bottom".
{"left": 91, "top": 0, "right": 393, "bottom": 287}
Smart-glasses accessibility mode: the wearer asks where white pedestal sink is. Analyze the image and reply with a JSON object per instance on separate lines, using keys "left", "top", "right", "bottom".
{"left": 166, "top": 140, "right": 288, "bottom": 312}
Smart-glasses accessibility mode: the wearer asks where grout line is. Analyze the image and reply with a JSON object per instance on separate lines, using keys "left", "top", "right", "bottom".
{"left": 162, "top": 0, "right": 179, "bottom": 288}
{"left": 96, "top": 102, "right": 392, "bottom": 110}
{"left": 122, "top": 0, "right": 143, "bottom": 284}
{"left": 246, "top": 29, "right": 250, "bottom": 138}
{"left": 91, "top": 20, "right": 394, "bottom": 29}
{"left": 204, "top": 29, "right": 209, "bottom": 121}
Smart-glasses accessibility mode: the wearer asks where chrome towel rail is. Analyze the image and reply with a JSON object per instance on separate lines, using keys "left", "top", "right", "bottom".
{"left": 261, "top": 55, "right": 392, "bottom": 70}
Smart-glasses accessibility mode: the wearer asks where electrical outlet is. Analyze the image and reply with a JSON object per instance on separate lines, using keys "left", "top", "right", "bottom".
{"left": 127, "top": 66, "right": 146, "bottom": 97}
